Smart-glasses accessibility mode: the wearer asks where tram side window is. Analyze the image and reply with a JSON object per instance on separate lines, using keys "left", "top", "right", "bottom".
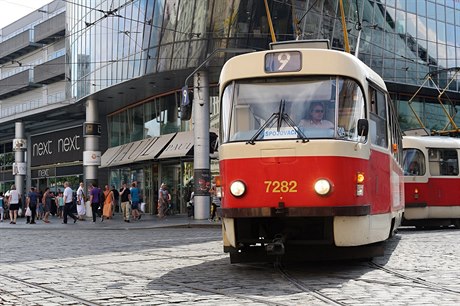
{"left": 428, "top": 148, "right": 458, "bottom": 176}
{"left": 369, "top": 88, "right": 388, "bottom": 148}
{"left": 403, "top": 149, "right": 425, "bottom": 176}
{"left": 337, "top": 79, "right": 366, "bottom": 141}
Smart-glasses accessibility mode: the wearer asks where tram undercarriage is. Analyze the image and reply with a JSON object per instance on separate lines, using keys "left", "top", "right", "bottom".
{"left": 223, "top": 216, "right": 387, "bottom": 263}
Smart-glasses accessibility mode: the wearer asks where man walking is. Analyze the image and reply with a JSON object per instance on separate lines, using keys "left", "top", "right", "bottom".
{"left": 63, "top": 181, "right": 77, "bottom": 224}
{"left": 89, "top": 183, "right": 102, "bottom": 222}
{"left": 26, "top": 187, "right": 39, "bottom": 224}
{"left": 119, "top": 182, "right": 131, "bottom": 222}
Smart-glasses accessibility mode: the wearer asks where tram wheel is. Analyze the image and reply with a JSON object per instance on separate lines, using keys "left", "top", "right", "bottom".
{"left": 453, "top": 219, "right": 460, "bottom": 229}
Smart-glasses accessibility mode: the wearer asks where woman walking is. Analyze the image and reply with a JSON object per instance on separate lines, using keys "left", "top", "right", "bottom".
{"left": 102, "top": 185, "right": 113, "bottom": 221}
{"left": 8, "top": 185, "right": 20, "bottom": 224}
{"left": 42, "top": 187, "right": 52, "bottom": 223}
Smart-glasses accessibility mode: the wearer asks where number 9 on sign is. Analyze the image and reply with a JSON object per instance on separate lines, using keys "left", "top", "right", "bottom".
{"left": 265, "top": 51, "right": 301, "bottom": 73}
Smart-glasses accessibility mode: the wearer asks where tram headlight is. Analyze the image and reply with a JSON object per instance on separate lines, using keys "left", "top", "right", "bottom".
{"left": 314, "top": 179, "right": 331, "bottom": 196}
{"left": 230, "top": 180, "right": 246, "bottom": 197}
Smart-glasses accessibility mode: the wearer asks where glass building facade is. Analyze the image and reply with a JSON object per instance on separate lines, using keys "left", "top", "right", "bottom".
{"left": 67, "top": 0, "right": 460, "bottom": 134}
{"left": 67, "top": 0, "right": 460, "bottom": 211}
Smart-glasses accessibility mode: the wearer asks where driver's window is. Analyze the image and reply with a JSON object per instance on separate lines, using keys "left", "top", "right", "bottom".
{"left": 403, "top": 148, "right": 425, "bottom": 176}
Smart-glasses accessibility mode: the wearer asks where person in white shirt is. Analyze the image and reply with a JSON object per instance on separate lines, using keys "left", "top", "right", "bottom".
{"left": 8, "top": 185, "right": 20, "bottom": 224}
{"left": 299, "top": 102, "right": 334, "bottom": 129}
{"left": 76, "top": 182, "right": 86, "bottom": 220}
{"left": 63, "top": 181, "right": 78, "bottom": 224}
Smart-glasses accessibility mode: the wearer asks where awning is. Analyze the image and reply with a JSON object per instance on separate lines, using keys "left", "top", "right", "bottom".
{"left": 100, "top": 146, "right": 125, "bottom": 168}
{"left": 100, "top": 134, "right": 175, "bottom": 168}
{"left": 157, "top": 131, "right": 194, "bottom": 159}
{"left": 135, "top": 133, "right": 175, "bottom": 161}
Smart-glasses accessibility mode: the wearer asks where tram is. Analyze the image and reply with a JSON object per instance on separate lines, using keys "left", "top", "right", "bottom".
{"left": 403, "top": 135, "right": 460, "bottom": 229}
{"left": 218, "top": 41, "right": 404, "bottom": 263}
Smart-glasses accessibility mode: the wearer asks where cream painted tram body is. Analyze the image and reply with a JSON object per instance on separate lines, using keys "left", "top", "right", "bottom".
{"left": 218, "top": 43, "right": 404, "bottom": 262}
{"left": 403, "top": 136, "right": 460, "bottom": 229}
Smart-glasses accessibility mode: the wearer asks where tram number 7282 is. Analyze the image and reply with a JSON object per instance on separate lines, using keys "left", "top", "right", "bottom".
{"left": 264, "top": 180, "right": 298, "bottom": 193}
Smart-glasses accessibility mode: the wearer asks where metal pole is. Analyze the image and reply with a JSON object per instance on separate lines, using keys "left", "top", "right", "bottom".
{"left": 84, "top": 99, "right": 100, "bottom": 190}
{"left": 193, "top": 71, "right": 210, "bottom": 220}
{"left": 14, "top": 121, "right": 26, "bottom": 208}
{"left": 339, "top": 0, "right": 351, "bottom": 53}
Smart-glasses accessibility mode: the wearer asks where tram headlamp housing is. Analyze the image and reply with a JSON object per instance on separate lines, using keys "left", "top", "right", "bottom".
{"left": 314, "top": 179, "right": 331, "bottom": 196}
{"left": 230, "top": 180, "right": 246, "bottom": 197}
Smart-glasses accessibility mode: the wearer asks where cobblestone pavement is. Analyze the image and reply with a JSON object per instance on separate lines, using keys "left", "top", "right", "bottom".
{"left": 0, "top": 216, "right": 458, "bottom": 305}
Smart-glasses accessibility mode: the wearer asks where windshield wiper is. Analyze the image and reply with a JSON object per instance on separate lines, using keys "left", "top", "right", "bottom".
{"left": 247, "top": 99, "right": 309, "bottom": 145}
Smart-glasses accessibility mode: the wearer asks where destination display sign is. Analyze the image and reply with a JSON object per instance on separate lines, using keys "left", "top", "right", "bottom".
{"left": 265, "top": 51, "right": 301, "bottom": 73}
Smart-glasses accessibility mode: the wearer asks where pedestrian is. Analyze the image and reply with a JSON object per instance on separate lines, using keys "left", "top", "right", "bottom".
{"left": 26, "top": 187, "right": 39, "bottom": 224}
{"left": 76, "top": 182, "right": 86, "bottom": 220}
{"left": 209, "top": 178, "right": 221, "bottom": 222}
{"left": 119, "top": 182, "right": 131, "bottom": 222}
{"left": 8, "top": 185, "right": 20, "bottom": 224}
{"left": 42, "top": 187, "right": 52, "bottom": 223}
{"left": 130, "top": 181, "right": 141, "bottom": 221}
{"left": 102, "top": 185, "right": 113, "bottom": 221}
{"left": 37, "top": 189, "right": 44, "bottom": 220}
{"left": 62, "top": 181, "right": 78, "bottom": 224}
{"left": 56, "top": 191, "right": 64, "bottom": 218}
{"left": 0, "top": 192, "right": 5, "bottom": 222}
{"left": 158, "top": 183, "right": 170, "bottom": 219}
{"left": 89, "top": 183, "right": 102, "bottom": 222}
{"left": 111, "top": 185, "right": 119, "bottom": 215}
{"left": 187, "top": 191, "right": 194, "bottom": 218}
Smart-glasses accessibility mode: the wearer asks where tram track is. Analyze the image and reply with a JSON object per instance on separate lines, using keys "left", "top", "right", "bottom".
{"left": 0, "top": 273, "right": 100, "bottom": 306}
{"left": 274, "top": 264, "right": 347, "bottom": 306}
{"left": 368, "top": 261, "right": 460, "bottom": 296}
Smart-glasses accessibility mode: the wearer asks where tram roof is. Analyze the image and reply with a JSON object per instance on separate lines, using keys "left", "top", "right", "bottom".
{"left": 403, "top": 135, "right": 460, "bottom": 149}
{"left": 219, "top": 48, "right": 386, "bottom": 91}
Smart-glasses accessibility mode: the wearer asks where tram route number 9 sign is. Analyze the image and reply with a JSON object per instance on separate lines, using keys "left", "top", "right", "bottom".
{"left": 265, "top": 51, "right": 301, "bottom": 73}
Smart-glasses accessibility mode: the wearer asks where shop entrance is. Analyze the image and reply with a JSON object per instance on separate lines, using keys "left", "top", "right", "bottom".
{"left": 160, "top": 163, "right": 181, "bottom": 214}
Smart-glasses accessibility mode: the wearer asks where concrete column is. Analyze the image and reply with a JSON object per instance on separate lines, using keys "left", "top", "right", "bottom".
{"left": 193, "top": 71, "right": 210, "bottom": 220}
{"left": 84, "top": 99, "right": 100, "bottom": 189}
{"left": 13, "top": 121, "right": 26, "bottom": 207}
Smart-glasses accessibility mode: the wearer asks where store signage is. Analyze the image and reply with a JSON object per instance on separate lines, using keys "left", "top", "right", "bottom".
{"left": 31, "top": 126, "right": 83, "bottom": 167}
{"left": 83, "top": 151, "right": 101, "bottom": 166}
{"left": 12, "top": 162, "right": 26, "bottom": 175}
{"left": 12, "top": 138, "right": 27, "bottom": 151}
{"left": 32, "top": 168, "right": 56, "bottom": 178}
{"left": 83, "top": 123, "right": 102, "bottom": 136}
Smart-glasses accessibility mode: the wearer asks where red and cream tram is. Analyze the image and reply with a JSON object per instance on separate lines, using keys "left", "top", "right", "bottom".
{"left": 218, "top": 41, "right": 404, "bottom": 263}
{"left": 403, "top": 135, "right": 460, "bottom": 229}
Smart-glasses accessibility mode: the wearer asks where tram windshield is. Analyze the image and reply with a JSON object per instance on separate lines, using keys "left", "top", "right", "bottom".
{"left": 221, "top": 76, "right": 365, "bottom": 143}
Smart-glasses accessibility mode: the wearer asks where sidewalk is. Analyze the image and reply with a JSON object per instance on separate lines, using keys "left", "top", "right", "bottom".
{"left": 0, "top": 213, "right": 221, "bottom": 230}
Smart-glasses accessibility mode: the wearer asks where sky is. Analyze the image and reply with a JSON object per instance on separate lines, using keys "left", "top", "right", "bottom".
{"left": 0, "top": 0, "right": 54, "bottom": 29}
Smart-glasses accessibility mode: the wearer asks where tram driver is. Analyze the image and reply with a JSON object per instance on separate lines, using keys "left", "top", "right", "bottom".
{"left": 298, "top": 102, "right": 334, "bottom": 129}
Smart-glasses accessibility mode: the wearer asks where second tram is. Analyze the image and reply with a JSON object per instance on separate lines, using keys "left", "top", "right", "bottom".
{"left": 218, "top": 41, "right": 405, "bottom": 263}
{"left": 403, "top": 135, "right": 460, "bottom": 229}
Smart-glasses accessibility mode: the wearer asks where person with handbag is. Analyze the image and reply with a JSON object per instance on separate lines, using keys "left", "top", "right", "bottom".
{"left": 26, "top": 187, "right": 39, "bottom": 224}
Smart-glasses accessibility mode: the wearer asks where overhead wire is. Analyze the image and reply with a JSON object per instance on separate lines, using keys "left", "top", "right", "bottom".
{"left": 0, "top": 0, "right": 456, "bottom": 88}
